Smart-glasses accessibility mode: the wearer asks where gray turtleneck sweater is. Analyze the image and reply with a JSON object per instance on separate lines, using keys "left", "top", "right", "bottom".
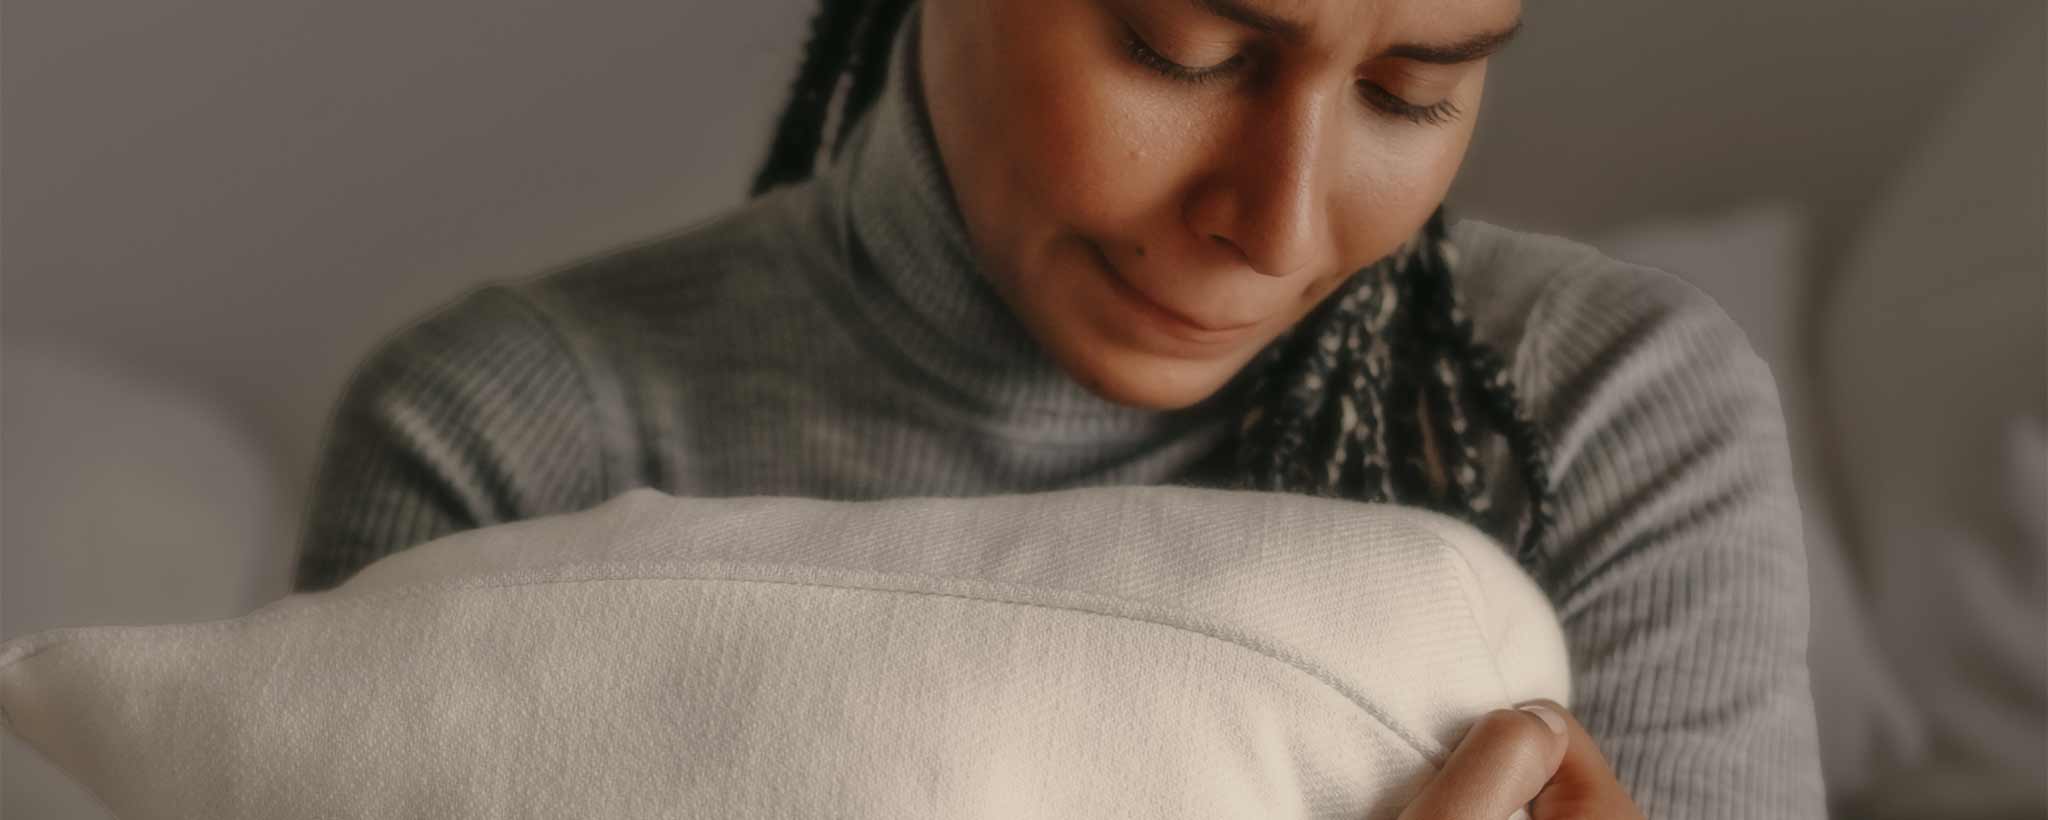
{"left": 291, "top": 12, "right": 1825, "bottom": 819}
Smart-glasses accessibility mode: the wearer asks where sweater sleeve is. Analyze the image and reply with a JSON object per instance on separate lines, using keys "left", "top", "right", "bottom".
{"left": 290, "top": 284, "right": 616, "bottom": 593}
{"left": 1515, "top": 260, "right": 1827, "bottom": 818}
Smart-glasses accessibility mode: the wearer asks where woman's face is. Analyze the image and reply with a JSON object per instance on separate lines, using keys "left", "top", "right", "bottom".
{"left": 919, "top": 0, "right": 1519, "bottom": 409}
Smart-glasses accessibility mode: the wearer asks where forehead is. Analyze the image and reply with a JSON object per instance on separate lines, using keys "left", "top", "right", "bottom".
{"left": 1211, "top": 0, "right": 1522, "bottom": 48}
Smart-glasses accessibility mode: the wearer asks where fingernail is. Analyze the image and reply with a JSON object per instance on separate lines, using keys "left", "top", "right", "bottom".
{"left": 1518, "top": 703, "right": 1566, "bottom": 736}
{"left": 1508, "top": 808, "right": 1532, "bottom": 820}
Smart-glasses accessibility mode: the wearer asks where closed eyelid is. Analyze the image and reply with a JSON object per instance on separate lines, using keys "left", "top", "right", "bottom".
{"left": 1364, "top": 64, "right": 1462, "bottom": 92}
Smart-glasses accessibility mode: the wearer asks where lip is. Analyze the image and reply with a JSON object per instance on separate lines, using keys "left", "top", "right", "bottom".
{"left": 1092, "top": 247, "right": 1263, "bottom": 345}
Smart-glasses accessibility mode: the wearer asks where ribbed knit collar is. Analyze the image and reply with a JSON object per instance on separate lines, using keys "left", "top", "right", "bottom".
{"left": 813, "top": 6, "right": 1246, "bottom": 443}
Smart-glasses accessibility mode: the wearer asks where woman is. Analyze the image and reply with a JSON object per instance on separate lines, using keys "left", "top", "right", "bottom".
{"left": 291, "top": 0, "right": 1825, "bottom": 816}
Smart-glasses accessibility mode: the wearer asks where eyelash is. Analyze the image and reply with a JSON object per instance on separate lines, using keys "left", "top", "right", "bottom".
{"left": 1118, "top": 27, "right": 1463, "bottom": 127}
{"left": 1355, "top": 81, "right": 1463, "bottom": 127}
{"left": 1119, "top": 27, "right": 1244, "bottom": 85}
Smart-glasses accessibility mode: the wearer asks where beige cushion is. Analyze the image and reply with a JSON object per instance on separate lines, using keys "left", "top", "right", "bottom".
{"left": 0, "top": 485, "right": 1568, "bottom": 819}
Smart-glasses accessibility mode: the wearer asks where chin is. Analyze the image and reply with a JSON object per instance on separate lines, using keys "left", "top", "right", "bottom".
{"left": 1053, "top": 343, "right": 1250, "bottom": 411}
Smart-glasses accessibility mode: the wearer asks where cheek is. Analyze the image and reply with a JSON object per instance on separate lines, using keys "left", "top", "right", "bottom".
{"left": 1320, "top": 66, "right": 1487, "bottom": 269}
{"left": 991, "top": 27, "right": 1197, "bottom": 249}
{"left": 1005, "top": 113, "right": 1134, "bottom": 252}
{"left": 940, "top": 28, "right": 1110, "bottom": 282}
{"left": 1323, "top": 113, "right": 1480, "bottom": 273}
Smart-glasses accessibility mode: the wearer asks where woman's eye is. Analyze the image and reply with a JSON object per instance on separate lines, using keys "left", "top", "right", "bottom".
{"left": 1118, "top": 21, "right": 1461, "bottom": 128}
{"left": 1356, "top": 81, "right": 1462, "bottom": 127}
{"left": 1120, "top": 26, "right": 1243, "bottom": 85}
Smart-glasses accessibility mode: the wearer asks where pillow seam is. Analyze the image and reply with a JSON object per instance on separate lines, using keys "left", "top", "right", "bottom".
{"left": 7, "top": 562, "right": 1457, "bottom": 761}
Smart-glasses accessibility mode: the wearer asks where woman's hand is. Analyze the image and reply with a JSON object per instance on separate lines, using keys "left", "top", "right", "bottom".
{"left": 1396, "top": 700, "right": 1646, "bottom": 819}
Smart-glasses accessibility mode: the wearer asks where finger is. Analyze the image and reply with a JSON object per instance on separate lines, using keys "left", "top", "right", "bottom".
{"left": 1397, "top": 704, "right": 1570, "bottom": 820}
{"left": 1520, "top": 699, "right": 1646, "bottom": 820}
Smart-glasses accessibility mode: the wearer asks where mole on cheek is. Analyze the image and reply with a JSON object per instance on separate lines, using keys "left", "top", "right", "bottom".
{"left": 1135, "top": 245, "right": 1147, "bottom": 258}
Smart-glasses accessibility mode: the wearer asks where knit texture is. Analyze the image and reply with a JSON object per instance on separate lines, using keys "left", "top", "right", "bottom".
{"left": 291, "top": 14, "right": 1827, "bottom": 818}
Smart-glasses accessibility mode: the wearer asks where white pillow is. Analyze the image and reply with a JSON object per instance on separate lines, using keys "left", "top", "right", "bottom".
{"left": 1, "top": 485, "right": 1568, "bottom": 819}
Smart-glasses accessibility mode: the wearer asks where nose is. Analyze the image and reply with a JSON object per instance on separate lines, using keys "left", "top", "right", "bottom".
{"left": 1185, "top": 85, "right": 1331, "bottom": 279}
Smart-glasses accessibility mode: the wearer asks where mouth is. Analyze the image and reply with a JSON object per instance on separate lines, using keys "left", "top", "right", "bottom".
{"left": 1091, "top": 244, "right": 1264, "bottom": 345}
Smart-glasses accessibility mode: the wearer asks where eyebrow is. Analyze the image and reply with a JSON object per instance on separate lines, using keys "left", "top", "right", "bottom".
{"left": 1382, "top": 20, "right": 1524, "bottom": 64}
{"left": 1190, "top": 0, "right": 1524, "bottom": 64}
{"left": 1192, "top": 0, "right": 1310, "bottom": 39}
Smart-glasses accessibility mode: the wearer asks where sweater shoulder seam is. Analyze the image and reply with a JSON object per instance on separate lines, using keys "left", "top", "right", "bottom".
{"left": 482, "top": 280, "right": 626, "bottom": 500}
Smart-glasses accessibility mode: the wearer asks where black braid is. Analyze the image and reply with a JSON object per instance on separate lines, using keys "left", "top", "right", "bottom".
{"left": 1416, "top": 210, "right": 1557, "bottom": 568}
{"left": 753, "top": 1, "right": 1559, "bottom": 570}
{"left": 1227, "top": 209, "right": 1559, "bottom": 571}
{"left": 833, "top": 0, "right": 916, "bottom": 156}
{"left": 751, "top": 0, "right": 869, "bottom": 196}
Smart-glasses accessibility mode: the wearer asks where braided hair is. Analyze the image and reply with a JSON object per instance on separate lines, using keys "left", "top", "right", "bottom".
{"left": 752, "top": 0, "right": 1557, "bottom": 571}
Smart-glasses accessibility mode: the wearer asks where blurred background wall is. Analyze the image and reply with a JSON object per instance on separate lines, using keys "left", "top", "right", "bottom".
{"left": 4, "top": 1, "right": 2042, "bottom": 817}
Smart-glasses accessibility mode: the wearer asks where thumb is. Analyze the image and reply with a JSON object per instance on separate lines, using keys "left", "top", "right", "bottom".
{"left": 1397, "top": 702, "right": 1570, "bottom": 820}
{"left": 1526, "top": 698, "right": 1646, "bottom": 819}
